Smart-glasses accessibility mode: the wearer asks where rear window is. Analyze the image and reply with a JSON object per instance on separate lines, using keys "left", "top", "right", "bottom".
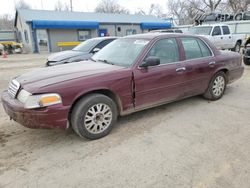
{"left": 222, "top": 26, "right": 230, "bottom": 35}
{"left": 181, "top": 37, "right": 212, "bottom": 60}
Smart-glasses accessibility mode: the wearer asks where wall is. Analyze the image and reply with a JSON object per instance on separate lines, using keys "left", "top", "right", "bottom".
{"left": 100, "top": 24, "right": 142, "bottom": 37}
{"left": 16, "top": 16, "right": 33, "bottom": 53}
{"left": 48, "top": 29, "right": 99, "bottom": 52}
{"left": 0, "top": 31, "right": 16, "bottom": 41}
{"left": 49, "top": 29, "right": 78, "bottom": 52}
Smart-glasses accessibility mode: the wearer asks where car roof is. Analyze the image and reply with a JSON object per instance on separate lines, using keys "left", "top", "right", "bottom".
{"left": 123, "top": 33, "right": 195, "bottom": 40}
{"left": 90, "top": 36, "right": 119, "bottom": 41}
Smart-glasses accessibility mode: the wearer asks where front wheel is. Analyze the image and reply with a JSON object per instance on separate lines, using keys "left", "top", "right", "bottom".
{"left": 203, "top": 71, "right": 227, "bottom": 101}
{"left": 244, "top": 56, "right": 250, "bottom": 65}
{"left": 71, "top": 94, "right": 118, "bottom": 140}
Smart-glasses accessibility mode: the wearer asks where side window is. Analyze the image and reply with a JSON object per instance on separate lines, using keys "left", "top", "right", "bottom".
{"left": 78, "top": 30, "right": 91, "bottom": 41}
{"left": 181, "top": 37, "right": 212, "bottom": 60}
{"left": 212, "top": 26, "right": 221, "bottom": 36}
{"left": 222, "top": 26, "right": 230, "bottom": 35}
{"left": 146, "top": 38, "right": 179, "bottom": 64}
{"left": 181, "top": 38, "right": 202, "bottom": 59}
{"left": 94, "top": 39, "right": 114, "bottom": 50}
{"left": 197, "top": 39, "right": 212, "bottom": 57}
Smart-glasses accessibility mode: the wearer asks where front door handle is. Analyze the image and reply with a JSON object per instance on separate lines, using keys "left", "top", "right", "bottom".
{"left": 176, "top": 67, "right": 186, "bottom": 72}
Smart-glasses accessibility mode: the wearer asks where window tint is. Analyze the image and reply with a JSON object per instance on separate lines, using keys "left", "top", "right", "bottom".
{"left": 197, "top": 39, "right": 212, "bottom": 57}
{"left": 94, "top": 39, "right": 114, "bottom": 49}
{"left": 181, "top": 37, "right": 212, "bottom": 60}
{"left": 181, "top": 38, "right": 202, "bottom": 59}
{"left": 212, "top": 26, "right": 221, "bottom": 36}
{"left": 147, "top": 38, "right": 179, "bottom": 64}
{"left": 222, "top": 26, "right": 230, "bottom": 35}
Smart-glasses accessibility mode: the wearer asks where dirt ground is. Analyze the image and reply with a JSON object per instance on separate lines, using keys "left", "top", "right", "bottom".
{"left": 0, "top": 54, "right": 250, "bottom": 188}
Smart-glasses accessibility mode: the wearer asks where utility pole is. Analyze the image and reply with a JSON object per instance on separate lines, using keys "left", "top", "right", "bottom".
{"left": 70, "top": 0, "right": 73, "bottom": 12}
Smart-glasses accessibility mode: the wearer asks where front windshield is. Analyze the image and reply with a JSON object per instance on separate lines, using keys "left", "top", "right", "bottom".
{"left": 92, "top": 38, "right": 149, "bottom": 67}
{"left": 189, "top": 26, "right": 212, "bottom": 35}
{"left": 73, "top": 38, "right": 99, "bottom": 52}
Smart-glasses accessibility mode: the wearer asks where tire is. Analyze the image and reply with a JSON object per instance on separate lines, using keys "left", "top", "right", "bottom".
{"left": 203, "top": 71, "right": 227, "bottom": 101}
{"left": 232, "top": 41, "right": 241, "bottom": 53}
{"left": 244, "top": 57, "right": 250, "bottom": 65}
{"left": 71, "top": 94, "right": 118, "bottom": 140}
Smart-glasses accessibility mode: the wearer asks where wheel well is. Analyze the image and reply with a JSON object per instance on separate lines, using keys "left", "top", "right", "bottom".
{"left": 68, "top": 89, "right": 122, "bottom": 125}
{"left": 236, "top": 40, "right": 242, "bottom": 45}
{"left": 218, "top": 69, "right": 229, "bottom": 82}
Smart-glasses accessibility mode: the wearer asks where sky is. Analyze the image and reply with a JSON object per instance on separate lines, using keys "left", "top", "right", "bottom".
{"left": 0, "top": 0, "right": 168, "bottom": 16}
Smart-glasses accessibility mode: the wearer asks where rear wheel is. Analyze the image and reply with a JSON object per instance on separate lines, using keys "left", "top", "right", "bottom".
{"left": 203, "top": 71, "right": 227, "bottom": 101}
{"left": 71, "top": 94, "right": 118, "bottom": 140}
{"left": 232, "top": 41, "right": 241, "bottom": 53}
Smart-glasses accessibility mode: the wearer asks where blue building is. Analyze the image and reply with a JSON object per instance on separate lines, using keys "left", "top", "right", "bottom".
{"left": 14, "top": 9, "right": 171, "bottom": 53}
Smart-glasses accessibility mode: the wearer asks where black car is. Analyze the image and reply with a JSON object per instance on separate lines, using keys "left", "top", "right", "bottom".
{"left": 46, "top": 37, "right": 118, "bottom": 66}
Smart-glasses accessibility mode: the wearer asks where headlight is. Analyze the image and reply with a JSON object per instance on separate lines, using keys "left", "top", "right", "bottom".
{"left": 17, "top": 90, "right": 62, "bottom": 109}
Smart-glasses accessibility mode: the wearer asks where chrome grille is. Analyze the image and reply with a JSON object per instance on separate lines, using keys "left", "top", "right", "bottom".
{"left": 8, "top": 79, "right": 20, "bottom": 98}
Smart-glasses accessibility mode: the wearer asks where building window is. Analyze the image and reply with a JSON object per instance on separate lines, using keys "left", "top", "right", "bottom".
{"left": 126, "top": 29, "right": 137, "bottom": 36}
{"left": 78, "top": 30, "right": 91, "bottom": 41}
{"left": 24, "top": 30, "right": 29, "bottom": 43}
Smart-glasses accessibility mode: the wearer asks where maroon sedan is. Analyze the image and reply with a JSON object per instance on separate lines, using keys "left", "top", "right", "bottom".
{"left": 2, "top": 33, "right": 244, "bottom": 139}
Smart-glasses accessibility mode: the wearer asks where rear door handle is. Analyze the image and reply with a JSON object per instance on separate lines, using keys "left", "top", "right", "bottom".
{"left": 208, "top": 61, "right": 216, "bottom": 66}
{"left": 176, "top": 67, "right": 186, "bottom": 72}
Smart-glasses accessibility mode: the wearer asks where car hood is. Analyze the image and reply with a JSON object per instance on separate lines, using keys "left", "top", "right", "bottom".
{"left": 47, "top": 50, "right": 88, "bottom": 61}
{"left": 16, "top": 61, "right": 125, "bottom": 93}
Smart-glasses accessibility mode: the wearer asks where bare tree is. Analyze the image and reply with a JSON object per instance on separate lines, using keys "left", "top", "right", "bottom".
{"left": 167, "top": 0, "right": 191, "bottom": 25}
{"left": 95, "top": 0, "right": 129, "bottom": 14}
{"left": 0, "top": 14, "right": 14, "bottom": 30}
{"left": 54, "top": 0, "right": 70, "bottom": 11}
{"left": 149, "top": 4, "right": 163, "bottom": 17}
{"left": 200, "top": 0, "right": 223, "bottom": 12}
{"left": 15, "top": 0, "right": 31, "bottom": 9}
{"left": 228, "top": 0, "right": 250, "bottom": 13}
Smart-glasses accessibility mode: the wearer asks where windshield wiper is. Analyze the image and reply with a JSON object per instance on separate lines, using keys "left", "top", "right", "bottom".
{"left": 97, "top": 59, "right": 114, "bottom": 65}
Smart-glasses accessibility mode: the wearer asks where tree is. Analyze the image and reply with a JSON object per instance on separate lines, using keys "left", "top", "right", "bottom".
{"left": 95, "top": 0, "right": 129, "bottom": 14}
{"left": 167, "top": 0, "right": 192, "bottom": 25}
{"left": 15, "top": 0, "right": 31, "bottom": 9}
{"left": 200, "top": 0, "right": 223, "bottom": 12}
{"left": 0, "top": 14, "right": 14, "bottom": 30}
{"left": 228, "top": 0, "right": 250, "bottom": 13}
{"left": 54, "top": 1, "right": 70, "bottom": 11}
{"left": 148, "top": 4, "right": 163, "bottom": 17}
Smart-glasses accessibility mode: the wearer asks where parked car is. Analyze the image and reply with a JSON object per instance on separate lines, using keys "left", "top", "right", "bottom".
{"left": 150, "top": 29, "right": 183, "bottom": 33}
{"left": 189, "top": 24, "right": 246, "bottom": 52}
{"left": 243, "top": 36, "right": 250, "bottom": 65}
{"left": 2, "top": 33, "right": 244, "bottom": 140}
{"left": 0, "top": 43, "right": 3, "bottom": 55}
{"left": 46, "top": 37, "right": 118, "bottom": 66}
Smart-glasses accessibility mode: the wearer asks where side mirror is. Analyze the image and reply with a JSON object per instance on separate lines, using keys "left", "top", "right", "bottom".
{"left": 140, "top": 56, "right": 160, "bottom": 68}
{"left": 92, "top": 48, "right": 100, "bottom": 53}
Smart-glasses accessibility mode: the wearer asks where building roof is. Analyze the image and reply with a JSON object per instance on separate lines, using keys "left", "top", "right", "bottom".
{"left": 16, "top": 9, "right": 168, "bottom": 24}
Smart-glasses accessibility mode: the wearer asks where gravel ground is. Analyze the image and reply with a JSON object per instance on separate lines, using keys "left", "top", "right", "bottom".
{"left": 0, "top": 54, "right": 250, "bottom": 188}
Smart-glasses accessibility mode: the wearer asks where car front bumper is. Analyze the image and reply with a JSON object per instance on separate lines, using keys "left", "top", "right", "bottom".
{"left": 1, "top": 90, "right": 70, "bottom": 130}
